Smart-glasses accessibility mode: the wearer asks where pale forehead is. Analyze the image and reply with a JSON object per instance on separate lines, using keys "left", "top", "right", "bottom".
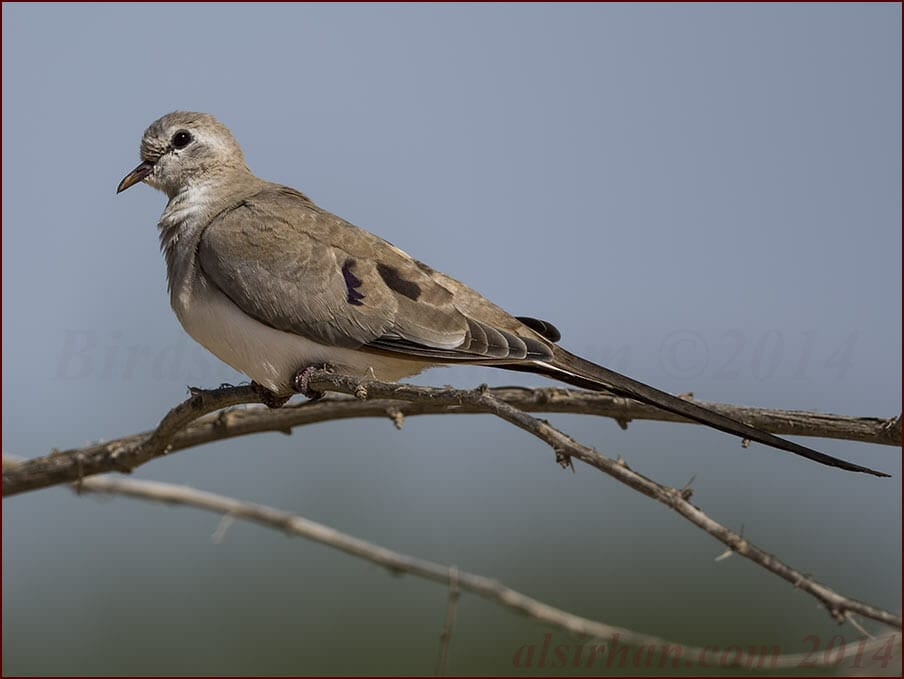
{"left": 143, "top": 111, "right": 231, "bottom": 141}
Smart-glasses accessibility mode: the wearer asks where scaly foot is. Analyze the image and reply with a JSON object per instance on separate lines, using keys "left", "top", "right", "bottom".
{"left": 292, "top": 364, "right": 332, "bottom": 400}
{"left": 251, "top": 381, "right": 291, "bottom": 409}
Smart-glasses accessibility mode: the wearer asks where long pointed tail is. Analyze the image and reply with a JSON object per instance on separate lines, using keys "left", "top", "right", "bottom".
{"left": 521, "top": 346, "right": 888, "bottom": 477}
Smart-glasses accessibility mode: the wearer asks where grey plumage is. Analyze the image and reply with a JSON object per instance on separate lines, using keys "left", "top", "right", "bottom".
{"left": 118, "top": 111, "right": 888, "bottom": 477}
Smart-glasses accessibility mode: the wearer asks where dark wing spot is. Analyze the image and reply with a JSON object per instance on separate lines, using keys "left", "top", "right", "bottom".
{"left": 377, "top": 263, "right": 421, "bottom": 301}
{"left": 342, "top": 259, "right": 365, "bottom": 306}
{"left": 516, "top": 316, "right": 562, "bottom": 342}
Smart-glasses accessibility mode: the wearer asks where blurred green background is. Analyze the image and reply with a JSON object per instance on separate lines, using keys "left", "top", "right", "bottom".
{"left": 3, "top": 3, "right": 900, "bottom": 675}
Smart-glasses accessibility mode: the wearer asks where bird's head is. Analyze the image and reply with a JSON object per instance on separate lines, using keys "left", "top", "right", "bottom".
{"left": 117, "top": 111, "right": 248, "bottom": 198}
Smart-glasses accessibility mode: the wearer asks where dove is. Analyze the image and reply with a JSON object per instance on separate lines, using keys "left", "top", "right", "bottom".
{"left": 117, "top": 111, "right": 886, "bottom": 477}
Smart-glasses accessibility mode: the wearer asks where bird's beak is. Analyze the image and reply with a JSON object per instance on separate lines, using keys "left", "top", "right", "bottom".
{"left": 116, "top": 160, "right": 155, "bottom": 194}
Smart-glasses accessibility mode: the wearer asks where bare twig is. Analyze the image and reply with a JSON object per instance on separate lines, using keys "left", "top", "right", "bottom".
{"left": 4, "top": 384, "right": 897, "bottom": 497}
{"left": 435, "top": 565, "right": 460, "bottom": 676}
{"left": 56, "top": 473, "right": 899, "bottom": 672}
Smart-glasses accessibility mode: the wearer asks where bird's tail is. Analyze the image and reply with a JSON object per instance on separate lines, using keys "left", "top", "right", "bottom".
{"left": 518, "top": 346, "right": 888, "bottom": 477}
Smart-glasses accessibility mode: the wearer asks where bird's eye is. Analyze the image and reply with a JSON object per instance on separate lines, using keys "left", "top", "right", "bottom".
{"left": 171, "top": 130, "right": 193, "bottom": 149}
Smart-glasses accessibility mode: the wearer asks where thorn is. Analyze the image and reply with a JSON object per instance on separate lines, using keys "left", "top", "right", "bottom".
{"left": 716, "top": 526, "right": 746, "bottom": 561}
{"left": 679, "top": 474, "right": 696, "bottom": 500}
{"left": 714, "top": 548, "right": 734, "bottom": 562}
{"left": 211, "top": 514, "right": 236, "bottom": 544}
{"left": 554, "top": 449, "right": 574, "bottom": 472}
{"left": 387, "top": 408, "right": 404, "bottom": 430}
{"left": 107, "top": 444, "right": 134, "bottom": 472}
{"left": 615, "top": 418, "right": 630, "bottom": 430}
{"left": 845, "top": 612, "right": 875, "bottom": 639}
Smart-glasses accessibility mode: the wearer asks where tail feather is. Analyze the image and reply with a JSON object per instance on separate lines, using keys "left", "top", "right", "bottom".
{"left": 515, "top": 346, "right": 888, "bottom": 477}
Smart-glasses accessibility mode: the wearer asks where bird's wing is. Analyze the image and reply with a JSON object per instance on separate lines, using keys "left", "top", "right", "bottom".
{"left": 197, "top": 184, "right": 553, "bottom": 362}
{"left": 197, "top": 184, "right": 886, "bottom": 477}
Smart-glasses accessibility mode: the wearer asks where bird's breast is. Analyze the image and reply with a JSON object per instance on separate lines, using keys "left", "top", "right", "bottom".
{"left": 170, "top": 268, "right": 426, "bottom": 393}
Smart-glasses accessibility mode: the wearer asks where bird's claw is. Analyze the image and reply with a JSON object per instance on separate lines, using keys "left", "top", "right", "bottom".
{"left": 251, "top": 381, "right": 291, "bottom": 409}
{"left": 292, "top": 364, "right": 330, "bottom": 400}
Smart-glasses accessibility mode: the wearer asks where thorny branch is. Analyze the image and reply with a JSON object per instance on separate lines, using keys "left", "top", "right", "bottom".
{"left": 305, "top": 373, "right": 902, "bottom": 631}
{"left": 19, "top": 471, "right": 895, "bottom": 672}
{"left": 3, "top": 372, "right": 900, "bottom": 634}
{"left": 4, "top": 383, "right": 898, "bottom": 497}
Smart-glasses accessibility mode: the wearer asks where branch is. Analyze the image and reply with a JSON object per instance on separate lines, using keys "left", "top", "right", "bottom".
{"left": 4, "top": 384, "right": 898, "bottom": 497}
{"left": 3, "top": 375, "right": 899, "bottom": 631}
{"left": 3, "top": 385, "right": 269, "bottom": 496}
{"left": 55, "top": 473, "right": 898, "bottom": 672}
{"left": 301, "top": 374, "right": 902, "bottom": 630}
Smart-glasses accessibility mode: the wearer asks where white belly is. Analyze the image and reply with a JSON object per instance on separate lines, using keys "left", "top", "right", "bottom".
{"left": 171, "top": 272, "right": 426, "bottom": 394}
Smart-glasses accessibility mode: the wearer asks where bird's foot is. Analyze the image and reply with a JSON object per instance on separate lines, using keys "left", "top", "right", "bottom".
{"left": 188, "top": 382, "right": 242, "bottom": 399}
{"left": 292, "top": 364, "right": 332, "bottom": 400}
{"left": 251, "top": 381, "right": 291, "bottom": 409}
